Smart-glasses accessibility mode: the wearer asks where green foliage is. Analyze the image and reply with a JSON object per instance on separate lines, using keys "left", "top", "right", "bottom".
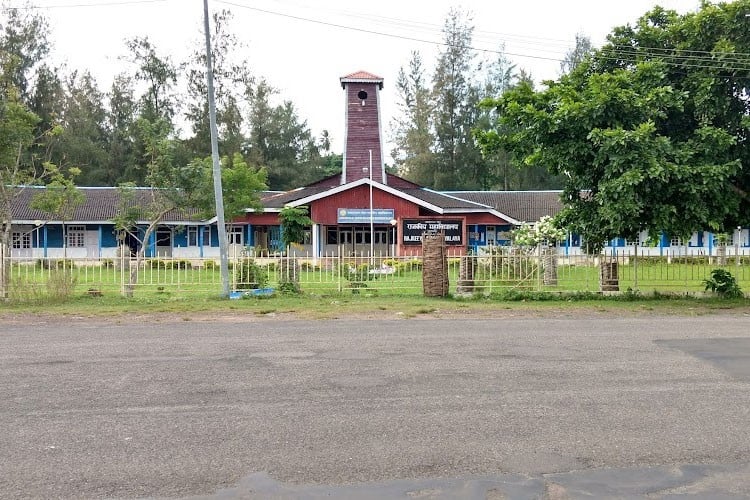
{"left": 512, "top": 215, "right": 566, "bottom": 247}
{"left": 30, "top": 165, "right": 84, "bottom": 223}
{"left": 245, "top": 79, "right": 328, "bottom": 190}
{"left": 46, "top": 269, "right": 77, "bottom": 300}
{"left": 191, "top": 153, "right": 267, "bottom": 221}
{"left": 703, "top": 269, "right": 744, "bottom": 299}
{"left": 279, "top": 206, "right": 312, "bottom": 248}
{"left": 148, "top": 259, "right": 192, "bottom": 270}
{"left": 341, "top": 263, "right": 374, "bottom": 282}
{"left": 481, "top": 1, "right": 750, "bottom": 252}
{"left": 234, "top": 258, "right": 268, "bottom": 290}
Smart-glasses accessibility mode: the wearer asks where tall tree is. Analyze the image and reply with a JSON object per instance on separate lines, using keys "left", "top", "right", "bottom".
{"left": 54, "top": 71, "right": 108, "bottom": 185}
{"left": 123, "top": 37, "right": 179, "bottom": 185}
{"left": 0, "top": 4, "right": 50, "bottom": 104}
{"left": 480, "top": 0, "right": 750, "bottom": 251}
{"left": 0, "top": 69, "right": 45, "bottom": 298}
{"left": 184, "top": 9, "right": 252, "bottom": 159}
{"left": 560, "top": 33, "right": 594, "bottom": 75}
{"left": 430, "top": 7, "right": 486, "bottom": 190}
{"left": 125, "top": 36, "right": 178, "bottom": 125}
{"left": 390, "top": 50, "right": 434, "bottom": 184}
{"left": 472, "top": 46, "right": 517, "bottom": 189}
{"left": 104, "top": 74, "right": 137, "bottom": 185}
{"left": 245, "top": 79, "right": 322, "bottom": 190}
{"left": 113, "top": 117, "right": 203, "bottom": 297}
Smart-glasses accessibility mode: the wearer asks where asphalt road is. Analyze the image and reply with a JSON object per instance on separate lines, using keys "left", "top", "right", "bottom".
{"left": 1, "top": 314, "right": 750, "bottom": 499}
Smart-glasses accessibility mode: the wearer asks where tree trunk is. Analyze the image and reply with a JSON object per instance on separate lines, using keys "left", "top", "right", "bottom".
{"left": 123, "top": 220, "right": 160, "bottom": 298}
{"left": 542, "top": 246, "right": 558, "bottom": 286}
{"left": 279, "top": 251, "right": 301, "bottom": 293}
{"left": 716, "top": 243, "right": 727, "bottom": 266}
{"left": 600, "top": 260, "right": 619, "bottom": 292}
{"left": 0, "top": 223, "right": 11, "bottom": 300}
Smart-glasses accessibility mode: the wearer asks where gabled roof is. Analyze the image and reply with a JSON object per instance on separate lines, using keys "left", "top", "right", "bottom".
{"left": 446, "top": 191, "right": 564, "bottom": 224}
{"left": 340, "top": 70, "right": 384, "bottom": 89}
{"left": 285, "top": 178, "right": 445, "bottom": 214}
{"left": 270, "top": 178, "right": 520, "bottom": 224}
{"left": 259, "top": 186, "right": 332, "bottom": 210}
{"left": 10, "top": 186, "right": 209, "bottom": 224}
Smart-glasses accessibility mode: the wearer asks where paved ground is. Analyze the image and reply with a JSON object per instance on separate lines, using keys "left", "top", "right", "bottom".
{"left": 1, "top": 314, "right": 750, "bottom": 499}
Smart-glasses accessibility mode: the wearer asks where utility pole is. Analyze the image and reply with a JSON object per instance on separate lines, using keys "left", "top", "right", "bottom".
{"left": 203, "top": 0, "right": 230, "bottom": 297}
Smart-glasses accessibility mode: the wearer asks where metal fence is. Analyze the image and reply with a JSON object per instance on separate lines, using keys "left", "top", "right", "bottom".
{"left": 2, "top": 248, "right": 749, "bottom": 300}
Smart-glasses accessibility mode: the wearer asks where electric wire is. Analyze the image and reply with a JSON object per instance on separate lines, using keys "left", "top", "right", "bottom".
{"left": 216, "top": 0, "right": 750, "bottom": 73}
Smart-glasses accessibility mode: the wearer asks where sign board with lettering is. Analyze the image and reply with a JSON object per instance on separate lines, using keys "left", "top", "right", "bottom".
{"left": 402, "top": 219, "right": 463, "bottom": 246}
{"left": 337, "top": 208, "right": 395, "bottom": 224}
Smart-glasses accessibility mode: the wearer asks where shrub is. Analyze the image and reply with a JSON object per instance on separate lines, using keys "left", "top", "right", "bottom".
{"left": 46, "top": 269, "right": 77, "bottom": 300}
{"left": 300, "top": 261, "right": 320, "bottom": 272}
{"left": 38, "top": 258, "right": 74, "bottom": 270}
{"left": 148, "top": 259, "right": 167, "bottom": 269}
{"left": 703, "top": 269, "right": 744, "bottom": 298}
{"left": 164, "top": 259, "right": 192, "bottom": 270}
{"left": 234, "top": 258, "right": 268, "bottom": 290}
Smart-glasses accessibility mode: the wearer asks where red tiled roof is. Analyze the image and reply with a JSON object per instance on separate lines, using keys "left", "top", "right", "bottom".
{"left": 341, "top": 70, "right": 383, "bottom": 80}
{"left": 340, "top": 71, "right": 384, "bottom": 89}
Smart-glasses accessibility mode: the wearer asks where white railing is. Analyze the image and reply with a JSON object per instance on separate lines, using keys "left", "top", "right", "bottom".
{"left": 1, "top": 247, "right": 748, "bottom": 300}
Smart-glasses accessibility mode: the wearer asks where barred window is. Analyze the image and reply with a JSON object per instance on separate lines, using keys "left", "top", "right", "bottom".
{"left": 66, "top": 225, "right": 85, "bottom": 248}
{"left": 670, "top": 236, "right": 681, "bottom": 246}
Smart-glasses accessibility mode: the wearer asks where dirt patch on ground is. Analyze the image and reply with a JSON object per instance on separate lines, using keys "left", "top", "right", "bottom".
{"left": 2, "top": 303, "right": 748, "bottom": 325}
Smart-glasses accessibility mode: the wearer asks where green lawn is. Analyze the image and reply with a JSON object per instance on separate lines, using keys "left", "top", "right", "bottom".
{"left": 5, "top": 258, "right": 750, "bottom": 301}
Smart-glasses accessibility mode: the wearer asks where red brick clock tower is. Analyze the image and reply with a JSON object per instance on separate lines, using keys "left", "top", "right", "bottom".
{"left": 339, "top": 71, "right": 386, "bottom": 185}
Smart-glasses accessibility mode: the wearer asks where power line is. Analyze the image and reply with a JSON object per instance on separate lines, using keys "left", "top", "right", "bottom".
{"left": 3, "top": 0, "right": 166, "bottom": 9}
{"left": 216, "top": 0, "right": 750, "bottom": 72}
{"left": 216, "top": 0, "right": 564, "bottom": 63}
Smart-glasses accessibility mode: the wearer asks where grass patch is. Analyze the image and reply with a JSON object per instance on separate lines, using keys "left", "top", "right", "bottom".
{"left": 1, "top": 290, "right": 748, "bottom": 321}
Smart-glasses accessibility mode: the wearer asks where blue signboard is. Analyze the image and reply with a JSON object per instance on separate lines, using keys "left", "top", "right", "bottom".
{"left": 337, "top": 208, "right": 395, "bottom": 224}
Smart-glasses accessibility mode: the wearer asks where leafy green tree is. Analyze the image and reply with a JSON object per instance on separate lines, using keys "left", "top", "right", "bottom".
{"left": 30, "top": 165, "right": 84, "bottom": 258}
{"left": 184, "top": 9, "right": 252, "bottom": 159}
{"left": 245, "top": 79, "right": 322, "bottom": 190}
{"left": 430, "top": 7, "right": 484, "bottom": 190}
{"left": 105, "top": 74, "right": 137, "bottom": 185}
{"left": 191, "top": 152, "right": 267, "bottom": 221}
{"left": 113, "top": 118, "right": 203, "bottom": 297}
{"left": 0, "top": 80, "right": 44, "bottom": 298}
{"left": 391, "top": 50, "right": 434, "bottom": 183}
{"left": 593, "top": 2, "right": 750, "bottom": 234}
{"left": 482, "top": 55, "right": 739, "bottom": 252}
{"left": 279, "top": 206, "right": 312, "bottom": 249}
{"left": 54, "top": 71, "right": 109, "bottom": 185}
{"left": 0, "top": 4, "right": 50, "bottom": 103}
{"left": 560, "top": 33, "right": 593, "bottom": 75}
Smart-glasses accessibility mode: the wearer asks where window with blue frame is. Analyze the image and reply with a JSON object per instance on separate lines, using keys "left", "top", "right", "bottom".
{"left": 187, "top": 227, "right": 211, "bottom": 246}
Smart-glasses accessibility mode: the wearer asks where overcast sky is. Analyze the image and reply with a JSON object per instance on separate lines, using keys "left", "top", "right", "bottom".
{"left": 6, "top": 0, "right": 699, "bottom": 156}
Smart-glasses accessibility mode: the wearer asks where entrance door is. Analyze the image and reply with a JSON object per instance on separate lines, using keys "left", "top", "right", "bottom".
{"left": 227, "top": 225, "right": 245, "bottom": 258}
{"left": 155, "top": 228, "right": 172, "bottom": 258}
{"left": 85, "top": 230, "right": 99, "bottom": 259}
